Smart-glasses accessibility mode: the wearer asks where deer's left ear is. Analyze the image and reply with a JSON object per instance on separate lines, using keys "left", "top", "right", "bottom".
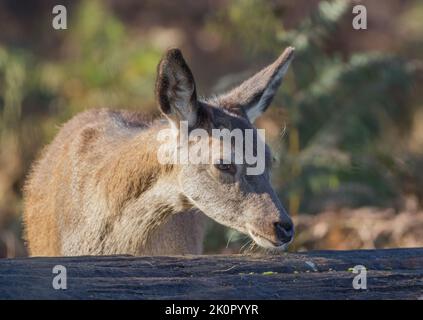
{"left": 219, "top": 47, "right": 295, "bottom": 123}
{"left": 156, "top": 48, "right": 199, "bottom": 129}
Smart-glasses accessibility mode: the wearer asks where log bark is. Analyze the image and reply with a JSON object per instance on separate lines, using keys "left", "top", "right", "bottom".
{"left": 0, "top": 248, "right": 422, "bottom": 299}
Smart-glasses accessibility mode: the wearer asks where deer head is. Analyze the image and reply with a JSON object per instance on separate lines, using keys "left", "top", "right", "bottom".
{"left": 155, "top": 47, "right": 295, "bottom": 249}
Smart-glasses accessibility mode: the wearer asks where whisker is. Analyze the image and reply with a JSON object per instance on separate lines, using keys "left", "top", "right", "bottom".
{"left": 239, "top": 239, "right": 253, "bottom": 254}
{"left": 244, "top": 241, "right": 255, "bottom": 254}
{"left": 226, "top": 231, "right": 236, "bottom": 249}
{"left": 249, "top": 241, "right": 260, "bottom": 255}
{"left": 280, "top": 122, "right": 287, "bottom": 140}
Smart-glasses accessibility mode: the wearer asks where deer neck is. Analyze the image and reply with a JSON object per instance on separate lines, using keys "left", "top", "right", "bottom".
{"left": 99, "top": 127, "right": 193, "bottom": 253}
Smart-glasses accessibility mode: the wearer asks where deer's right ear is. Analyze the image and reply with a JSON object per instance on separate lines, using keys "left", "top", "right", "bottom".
{"left": 219, "top": 47, "right": 295, "bottom": 123}
{"left": 155, "top": 48, "right": 199, "bottom": 129}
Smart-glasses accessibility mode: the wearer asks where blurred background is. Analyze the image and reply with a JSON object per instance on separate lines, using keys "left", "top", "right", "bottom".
{"left": 0, "top": 0, "right": 422, "bottom": 257}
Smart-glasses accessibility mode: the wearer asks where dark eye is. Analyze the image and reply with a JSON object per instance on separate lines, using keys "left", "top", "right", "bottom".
{"left": 215, "top": 161, "right": 236, "bottom": 174}
{"left": 215, "top": 163, "right": 231, "bottom": 171}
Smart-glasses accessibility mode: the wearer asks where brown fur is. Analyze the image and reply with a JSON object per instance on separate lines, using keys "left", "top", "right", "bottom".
{"left": 23, "top": 48, "right": 295, "bottom": 256}
{"left": 24, "top": 109, "right": 202, "bottom": 256}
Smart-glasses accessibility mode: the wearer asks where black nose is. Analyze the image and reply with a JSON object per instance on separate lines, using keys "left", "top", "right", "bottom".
{"left": 274, "top": 221, "right": 294, "bottom": 244}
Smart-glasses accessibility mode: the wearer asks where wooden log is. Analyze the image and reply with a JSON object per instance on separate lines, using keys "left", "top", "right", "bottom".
{"left": 0, "top": 248, "right": 422, "bottom": 299}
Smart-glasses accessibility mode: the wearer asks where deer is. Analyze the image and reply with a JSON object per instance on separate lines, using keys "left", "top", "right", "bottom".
{"left": 23, "top": 47, "right": 295, "bottom": 256}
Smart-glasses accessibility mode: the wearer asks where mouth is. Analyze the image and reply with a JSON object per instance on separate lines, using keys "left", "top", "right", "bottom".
{"left": 247, "top": 229, "right": 291, "bottom": 250}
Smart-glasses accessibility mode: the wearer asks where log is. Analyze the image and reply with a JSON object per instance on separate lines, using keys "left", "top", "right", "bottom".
{"left": 0, "top": 248, "right": 422, "bottom": 299}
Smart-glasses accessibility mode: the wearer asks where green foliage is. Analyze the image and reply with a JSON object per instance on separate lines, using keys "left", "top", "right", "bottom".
{"left": 0, "top": 47, "right": 26, "bottom": 134}
{"left": 2, "top": 0, "right": 161, "bottom": 142}
{"left": 0, "top": 0, "right": 161, "bottom": 230}
{"left": 212, "top": 0, "right": 283, "bottom": 56}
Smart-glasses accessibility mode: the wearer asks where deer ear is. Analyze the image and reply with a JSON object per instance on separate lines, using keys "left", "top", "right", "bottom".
{"left": 156, "top": 48, "right": 198, "bottom": 129}
{"left": 219, "top": 47, "right": 295, "bottom": 123}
